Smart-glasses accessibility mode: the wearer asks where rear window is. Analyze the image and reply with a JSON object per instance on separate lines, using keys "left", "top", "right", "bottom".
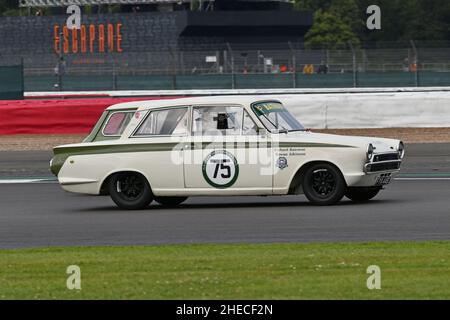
{"left": 103, "top": 111, "right": 134, "bottom": 136}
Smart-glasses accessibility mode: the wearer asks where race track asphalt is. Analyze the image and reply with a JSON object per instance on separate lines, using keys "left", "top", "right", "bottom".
{"left": 0, "top": 143, "right": 449, "bottom": 249}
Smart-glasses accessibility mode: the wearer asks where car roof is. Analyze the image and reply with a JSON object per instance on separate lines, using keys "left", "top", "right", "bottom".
{"left": 106, "top": 95, "right": 280, "bottom": 111}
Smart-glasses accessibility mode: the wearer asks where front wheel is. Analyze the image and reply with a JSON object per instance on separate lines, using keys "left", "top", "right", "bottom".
{"left": 154, "top": 196, "right": 188, "bottom": 207}
{"left": 302, "top": 163, "right": 346, "bottom": 206}
{"left": 108, "top": 172, "right": 153, "bottom": 210}
{"left": 345, "top": 187, "right": 381, "bottom": 202}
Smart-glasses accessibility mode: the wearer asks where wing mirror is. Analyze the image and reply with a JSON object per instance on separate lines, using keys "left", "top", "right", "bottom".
{"left": 256, "top": 127, "right": 268, "bottom": 136}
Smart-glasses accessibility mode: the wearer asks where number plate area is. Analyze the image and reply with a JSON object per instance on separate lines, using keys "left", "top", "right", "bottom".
{"left": 375, "top": 173, "right": 392, "bottom": 186}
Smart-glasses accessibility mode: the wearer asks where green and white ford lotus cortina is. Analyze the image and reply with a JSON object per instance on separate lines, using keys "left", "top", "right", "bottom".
{"left": 50, "top": 96, "right": 404, "bottom": 209}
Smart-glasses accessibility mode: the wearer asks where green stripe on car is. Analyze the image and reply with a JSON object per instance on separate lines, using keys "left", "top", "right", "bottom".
{"left": 50, "top": 141, "right": 354, "bottom": 176}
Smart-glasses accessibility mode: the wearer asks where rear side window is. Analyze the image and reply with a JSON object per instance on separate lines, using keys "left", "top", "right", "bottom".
{"left": 103, "top": 112, "right": 134, "bottom": 136}
{"left": 134, "top": 108, "right": 189, "bottom": 136}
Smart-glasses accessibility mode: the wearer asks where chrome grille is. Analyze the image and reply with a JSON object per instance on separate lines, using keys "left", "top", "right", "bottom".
{"left": 365, "top": 152, "right": 402, "bottom": 173}
{"left": 373, "top": 153, "right": 399, "bottom": 162}
{"left": 367, "top": 161, "right": 401, "bottom": 172}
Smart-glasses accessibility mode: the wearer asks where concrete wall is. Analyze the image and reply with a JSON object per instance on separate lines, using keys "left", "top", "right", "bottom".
{"left": 24, "top": 87, "right": 450, "bottom": 129}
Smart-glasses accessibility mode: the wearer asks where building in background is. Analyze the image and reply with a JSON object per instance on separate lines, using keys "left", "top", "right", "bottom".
{"left": 2, "top": 0, "right": 312, "bottom": 55}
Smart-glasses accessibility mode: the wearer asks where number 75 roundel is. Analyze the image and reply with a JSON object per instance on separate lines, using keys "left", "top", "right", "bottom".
{"left": 202, "top": 150, "right": 239, "bottom": 189}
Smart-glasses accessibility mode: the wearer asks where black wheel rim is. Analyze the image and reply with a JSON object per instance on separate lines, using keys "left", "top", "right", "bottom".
{"left": 117, "top": 174, "right": 144, "bottom": 200}
{"left": 311, "top": 169, "right": 336, "bottom": 197}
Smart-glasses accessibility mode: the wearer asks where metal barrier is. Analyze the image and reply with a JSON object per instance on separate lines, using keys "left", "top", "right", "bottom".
{"left": 0, "top": 64, "right": 24, "bottom": 99}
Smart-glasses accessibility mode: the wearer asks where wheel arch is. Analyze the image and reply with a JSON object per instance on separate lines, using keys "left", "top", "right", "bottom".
{"left": 99, "top": 169, "right": 152, "bottom": 195}
{"left": 288, "top": 160, "right": 347, "bottom": 195}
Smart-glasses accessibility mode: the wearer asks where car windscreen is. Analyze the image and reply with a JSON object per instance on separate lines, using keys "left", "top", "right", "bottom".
{"left": 251, "top": 101, "right": 304, "bottom": 133}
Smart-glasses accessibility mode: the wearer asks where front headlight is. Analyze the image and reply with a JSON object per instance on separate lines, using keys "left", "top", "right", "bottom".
{"left": 366, "top": 143, "right": 374, "bottom": 161}
{"left": 398, "top": 141, "right": 405, "bottom": 159}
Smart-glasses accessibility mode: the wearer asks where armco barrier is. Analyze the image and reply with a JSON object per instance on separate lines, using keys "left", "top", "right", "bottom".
{"left": 22, "top": 72, "right": 450, "bottom": 92}
{"left": 0, "top": 97, "right": 176, "bottom": 135}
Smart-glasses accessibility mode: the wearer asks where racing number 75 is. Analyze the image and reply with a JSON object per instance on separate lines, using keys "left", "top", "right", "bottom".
{"left": 213, "top": 162, "right": 231, "bottom": 179}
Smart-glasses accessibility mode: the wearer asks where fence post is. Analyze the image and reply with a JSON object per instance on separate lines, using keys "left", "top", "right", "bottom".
{"left": 348, "top": 41, "right": 357, "bottom": 88}
{"left": 227, "top": 43, "right": 235, "bottom": 89}
{"left": 410, "top": 40, "right": 419, "bottom": 87}
{"left": 112, "top": 59, "right": 117, "bottom": 90}
{"left": 180, "top": 51, "right": 185, "bottom": 75}
{"left": 57, "top": 31, "right": 63, "bottom": 91}
{"left": 288, "top": 42, "right": 296, "bottom": 88}
{"left": 169, "top": 47, "right": 177, "bottom": 90}
{"left": 21, "top": 57, "right": 25, "bottom": 98}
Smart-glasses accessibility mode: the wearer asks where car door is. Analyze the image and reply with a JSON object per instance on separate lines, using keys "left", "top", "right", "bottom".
{"left": 183, "top": 105, "right": 272, "bottom": 193}
{"left": 131, "top": 106, "right": 190, "bottom": 190}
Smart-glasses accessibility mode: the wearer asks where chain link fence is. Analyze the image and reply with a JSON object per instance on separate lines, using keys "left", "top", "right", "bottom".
{"left": 2, "top": 41, "right": 450, "bottom": 91}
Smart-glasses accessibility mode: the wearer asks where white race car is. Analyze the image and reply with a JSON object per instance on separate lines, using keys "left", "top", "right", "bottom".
{"left": 50, "top": 96, "right": 404, "bottom": 209}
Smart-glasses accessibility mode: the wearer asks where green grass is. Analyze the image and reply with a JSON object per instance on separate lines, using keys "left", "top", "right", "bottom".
{"left": 1, "top": 242, "right": 450, "bottom": 299}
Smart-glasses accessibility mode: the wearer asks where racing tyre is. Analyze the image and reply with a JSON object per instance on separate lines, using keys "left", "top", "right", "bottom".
{"left": 345, "top": 187, "right": 381, "bottom": 202}
{"left": 154, "top": 196, "right": 188, "bottom": 207}
{"left": 302, "top": 163, "right": 346, "bottom": 206}
{"left": 108, "top": 172, "right": 153, "bottom": 210}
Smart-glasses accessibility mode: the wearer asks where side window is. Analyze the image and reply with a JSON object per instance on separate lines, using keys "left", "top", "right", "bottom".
{"left": 134, "top": 108, "right": 188, "bottom": 136}
{"left": 103, "top": 111, "right": 134, "bottom": 136}
{"left": 242, "top": 110, "right": 258, "bottom": 135}
{"left": 192, "top": 106, "right": 243, "bottom": 136}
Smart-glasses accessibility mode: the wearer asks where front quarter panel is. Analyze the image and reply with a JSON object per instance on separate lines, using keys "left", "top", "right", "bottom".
{"left": 273, "top": 142, "right": 366, "bottom": 193}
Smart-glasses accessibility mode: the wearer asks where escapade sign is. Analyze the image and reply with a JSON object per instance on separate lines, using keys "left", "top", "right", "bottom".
{"left": 53, "top": 5, "right": 123, "bottom": 54}
{"left": 53, "top": 23, "right": 123, "bottom": 54}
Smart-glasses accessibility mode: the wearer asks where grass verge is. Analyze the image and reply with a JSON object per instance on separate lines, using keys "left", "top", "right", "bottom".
{"left": 1, "top": 242, "right": 449, "bottom": 299}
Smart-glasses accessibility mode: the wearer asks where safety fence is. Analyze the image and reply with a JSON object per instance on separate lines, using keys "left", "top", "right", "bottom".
{"left": 2, "top": 42, "right": 450, "bottom": 91}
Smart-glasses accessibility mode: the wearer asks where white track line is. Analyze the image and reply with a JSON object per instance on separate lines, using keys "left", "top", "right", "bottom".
{"left": 0, "top": 179, "right": 57, "bottom": 184}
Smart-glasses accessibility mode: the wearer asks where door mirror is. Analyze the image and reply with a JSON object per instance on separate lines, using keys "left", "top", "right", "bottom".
{"left": 256, "top": 127, "right": 268, "bottom": 136}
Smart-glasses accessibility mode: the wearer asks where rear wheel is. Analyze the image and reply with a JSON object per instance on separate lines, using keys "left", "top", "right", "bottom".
{"left": 108, "top": 172, "right": 153, "bottom": 210}
{"left": 154, "top": 196, "right": 188, "bottom": 207}
{"left": 345, "top": 187, "right": 381, "bottom": 202}
{"left": 302, "top": 163, "right": 346, "bottom": 206}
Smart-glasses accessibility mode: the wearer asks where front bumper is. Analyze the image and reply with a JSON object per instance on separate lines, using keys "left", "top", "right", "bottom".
{"left": 348, "top": 152, "right": 402, "bottom": 187}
